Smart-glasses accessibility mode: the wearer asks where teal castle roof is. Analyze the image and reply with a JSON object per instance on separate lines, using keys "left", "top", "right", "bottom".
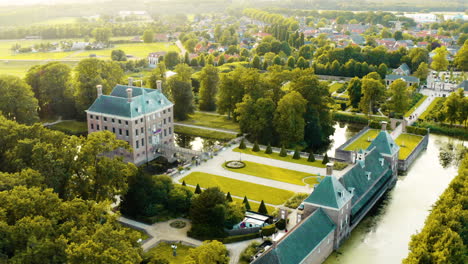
{"left": 304, "top": 176, "right": 353, "bottom": 209}
{"left": 87, "top": 85, "right": 172, "bottom": 118}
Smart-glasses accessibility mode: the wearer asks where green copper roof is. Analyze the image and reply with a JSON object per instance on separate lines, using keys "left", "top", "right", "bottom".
{"left": 87, "top": 85, "right": 172, "bottom": 118}
{"left": 304, "top": 176, "right": 352, "bottom": 209}
{"left": 254, "top": 208, "right": 336, "bottom": 264}
{"left": 368, "top": 131, "right": 399, "bottom": 156}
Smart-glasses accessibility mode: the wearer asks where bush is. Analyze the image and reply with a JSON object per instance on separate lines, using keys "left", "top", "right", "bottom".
{"left": 195, "top": 184, "right": 202, "bottom": 194}
{"left": 279, "top": 145, "right": 287, "bottom": 157}
{"left": 222, "top": 233, "right": 260, "bottom": 243}
{"left": 258, "top": 200, "right": 268, "bottom": 215}
{"left": 261, "top": 224, "right": 276, "bottom": 237}
{"left": 293, "top": 147, "right": 300, "bottom": 159}
{"left": 252, "top": 141, "right": 260, "bottom": 152}
{"left": 239, "top": 242, "right": 261, "bottom": 264}
{"left": 333, "top": 161, "right": 348, "bottom": 171}
{"left": 243, "top": 196, "right": 251, "bottom": 210}
{"left": 415, "top": 122, "right": 467, "bottom": 139}
{"left": 275, "top": 219, "right": 286, "bottom": 230}
{"left": 322, "top": 153, "right": 330, "bottom": 165}
{"left": 265, "top": 144, "right": 272, "bottom": 154}
{"left": 333, "top": 111, "right": 389, "bottom": 124}
{"left": 284, "top": 193, "right": 308, "bottom": 209}
{"left": 239, "top": 138, "right": 246, "bottom": 149}
{"left": 406, "top": 126, "right": 428, "bottom": 136}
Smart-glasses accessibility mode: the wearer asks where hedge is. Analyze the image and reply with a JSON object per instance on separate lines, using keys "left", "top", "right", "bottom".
{"left": 222, "top": 232, "right": 261, "bottom": 243}
{"left": 414, "top": 122, "right": 468, "bottom": 140}
{"left": 261, "top": 224, "right": 276, "bottom": 236}
{"left": 406, "top": 126, "right": 428, "bottom": 136}
{"left": 332, "top": 111, "right": 389, "bottom": 125}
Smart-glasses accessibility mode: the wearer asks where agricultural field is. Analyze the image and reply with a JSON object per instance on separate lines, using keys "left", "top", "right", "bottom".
{"left": 343, "top": 129, "right": 380, "bottom": 151}
{"left": 181, "top": 172, "right": 294, "bottom": 205}
{"left": 395, "top": 133, "right": 424, "bottom": 160}
{"left": 0, "top": 60, "right": 78, "bottom": 77}
{"left": 233, "top": 147, "right": 326, "bottom": 168}
{"left": 223, "top": 160, "right": 318, "bottom": 186}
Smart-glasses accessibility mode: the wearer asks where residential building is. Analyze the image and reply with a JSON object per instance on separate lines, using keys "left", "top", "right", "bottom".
{"left": 253, "top": 128, "right": 399, "bottom": 264}
{"left": 385, "top": 74, "right": 420, "bottom": 87}
{"left": 86, "top": 80, "right": 174, "bottom": 165}
{"left": 392, "top": 63, "right": 411, "bottom": 76}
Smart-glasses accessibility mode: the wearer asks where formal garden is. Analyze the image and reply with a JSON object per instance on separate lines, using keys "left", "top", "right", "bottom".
{"left": 233, "top": 147, "right": 327, "bottom": 168}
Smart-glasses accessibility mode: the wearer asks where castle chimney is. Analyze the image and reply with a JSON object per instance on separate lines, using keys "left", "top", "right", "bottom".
{"left": 326, "top": 162, "right": 334, "bottom": 176}
{"left": 381, "top": 121, "right": 388, "bottom": 131}
{"left": 96, "top": 84, "right": 103, "bottom": 97}
{"left": 128, "top": 77, "right": 134, "bottom": 86}
{"left": 126, "top": 88, "right": 132, "bottom": 102}
{"left": 156, "top": 80, "right": 162, "bottom": 92}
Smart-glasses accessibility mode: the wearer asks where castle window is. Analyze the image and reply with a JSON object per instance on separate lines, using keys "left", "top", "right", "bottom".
{"left": 126, "top": 130, "right": 129, "bottom": 136}
{"left": 103, "top": 117, "right": 107, "bottom": 121}
{"left": 164, "top": 118, "right": 166, "bottom": 125}
{"left": 169, "top": 127, "right": 172, "bottom": 134}
{"left": 168, "top": 117, "right": 172, "bottom": 123}
{"left": 119, "top": 129, "right": 122, "bottom": 135}
{"left": 96, "top": 116, "right": 99, "bottom": 120}
{"left": 90, "top": 115, "right": 94, "bottom": 119}
{"left": 91, "top": 124, "right": 94, "bottom": 130}
{"left": 112, "top": 128, "right": 115, "bottom": 133}
{"left": 125, "top": 121, "right": 128, "bottom": 125}
{"left": 141, "top": 127, "right": 144, "bottom": 133}
{"left": 140, "top": 118, "right": 143, "bottom": 122}
{"left": 136, "top": 141, "right": 139, "bottom": 149}
{"left": 135, "top": 120, "right": 138, "bottom": 125}
{"left": 118, "top": 120, "right": 122, "bottom": 124}
{"left": 112, "top": 118, "right": 115, "bottom": 123}
{"left": 96, "top": 125, "right": 100, "bottom": 130}
{"left": 141, "top": 138, "right": 144, "bottom": 146}
{"left": 135, "top": 129, "right": 138, "bottom": 136}
{"left": 104, "top": 126, "right": 107, "bottom": 130}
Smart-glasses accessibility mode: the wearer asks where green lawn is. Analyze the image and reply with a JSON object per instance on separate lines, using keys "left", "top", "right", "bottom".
{"left": 145, "top": 242, "right": 193, "bottom": 264}
{"left": 223, "top": 160, "right": 318, "bottom": 186}
{"left": 233, "top": 147, "right": 326, "bottom": 168}
{"left": 33, "top": 17, "right": 79, "bottom": 25}
{"left": 404, "top": 95, "right": 428, "bottom": 117}
{"left": 178, "top": 112, "right": 240, "bottom": 131}
{"left": 395, "top": 133, "right": 423, "bottom": 160}
{"left": 174, "top": 125, "right": 236, "bottom": 141}
{"left": 182, "top": 172, "right": 294, "bottom": 205}
{"left": 48, "top": 121, "right": 87, "bottom": 135}
{"left": 329, "top": 83, "right": 344, "bottom": 93}
{"left": 0, "top": 60, "right": 78, "bottom": 77}
{"left": 232, "top": 197, "right": 276, "bottom": 215}
{"left": 343, "top": 129, "right": 380, "bottom": 151}
{"left": 419, "top": 97, "right": 442, "bottom": 120}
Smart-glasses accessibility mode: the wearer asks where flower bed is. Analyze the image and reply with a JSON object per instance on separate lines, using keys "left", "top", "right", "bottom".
{"left": 225, "top": 160, "right": 246, "bottom": 169}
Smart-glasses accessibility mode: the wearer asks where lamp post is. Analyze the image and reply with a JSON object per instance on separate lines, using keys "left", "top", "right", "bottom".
{"left": 171, "top": 244, "right": 177, "bottom": 256}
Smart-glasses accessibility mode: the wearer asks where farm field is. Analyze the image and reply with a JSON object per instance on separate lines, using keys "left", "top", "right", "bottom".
{"left": 181, "top": 172, "right": 294, "bottom": 205}
{"left": 223, "top": 160, "right": 317, "bottom": 186}
{"left": 0, "top": 60, "right": 78, "bottom": 77}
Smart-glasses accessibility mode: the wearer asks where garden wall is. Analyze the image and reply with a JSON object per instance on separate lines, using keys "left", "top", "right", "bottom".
{"left": 334, "top": 127, "right": 370, "bottom": 162}
{"left": 398, "top": 133, "right": 429, "bottom": 171}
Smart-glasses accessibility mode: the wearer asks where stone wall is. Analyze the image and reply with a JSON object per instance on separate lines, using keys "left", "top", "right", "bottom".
{"left": 398, "top": 133, "right": 429, "bottom": 171}
{"left": 334, "top": 127, "right": 370, "bottom": 162}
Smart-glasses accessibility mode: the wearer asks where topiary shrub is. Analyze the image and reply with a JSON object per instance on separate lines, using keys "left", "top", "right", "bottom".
{"left": 195, "top": 184, "right": 202, "bottom": 194}
{"left": 293, "top": 147, "right": 300, "bottom": 159}
{"left": 279, "top": 145, "right": 287, "bottom": 157}
{"left": 308, "top": 151, "right": 315, "bottom": 162}
{"left": 182, "top": 180, "right": 187, "bottom": 186}
{"left": 275, "top": 219, "right": 286, "bottom": 230}
{"left": 261, "top": 224, "right": 276, "bottom": 237}
{"left": 226, "top": 192, "right": 233, "bottom": 202}
{"left": 258, "top": 200, "right": 268, "bottom": 215}
{"left": 265, "top": 143, "right": 272, "bottom": 154}
{"left": 252, "top": 141, "right": 260, "bottom": 152}
{"left": 225, "top": 160, "right": 246, "bottom": 169}
{"left": 239, "top": 138, "right": 246, "bottom": 149}
{"left": 243, "top": 196, "right": 251, "bottom": 210}
{"left": 322, "top": 153, "right": 330, "bottom": 165}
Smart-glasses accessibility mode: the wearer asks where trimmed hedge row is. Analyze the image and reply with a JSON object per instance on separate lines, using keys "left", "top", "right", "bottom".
{"left": 332, "top": 112, "right": 389, "bottom": 125}
{"left": 222, "top": 232, "right": 261, "bottom": 244}
{"left": 261, "top": 224, "right": 276, "bottom": 236}
{"left": 414, "top": 122, "right": 468, "bottom": 140}
{"left": 406, "top": 126, "right": 428, "bottom": 136}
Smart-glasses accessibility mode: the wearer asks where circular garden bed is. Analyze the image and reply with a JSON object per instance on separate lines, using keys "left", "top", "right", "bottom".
{"left": 170, "top": 220, "right": 187, "bottom": 229}
{"left": 225, "top": 160, "right": 246, "bottom": 169}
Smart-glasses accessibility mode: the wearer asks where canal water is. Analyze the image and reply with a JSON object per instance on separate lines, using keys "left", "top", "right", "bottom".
{"left": 174, "top": 133, "right": 223, "bottom": 151}
{"left": 324, "top": 123, "right": 460, "bottom": 264}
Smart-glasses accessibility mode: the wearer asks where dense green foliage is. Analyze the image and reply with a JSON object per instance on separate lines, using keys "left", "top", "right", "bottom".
{"left": 185, "top": 240, "right": 229, "bottom": 264}
{"left": 0, "top": 75, "right": 39, "bottom": 124}
{"left": 403, "top": 154, "right": 468, "bottom": 264}
{"left": 284, "top": 193, "right": 308, "bottom": 209}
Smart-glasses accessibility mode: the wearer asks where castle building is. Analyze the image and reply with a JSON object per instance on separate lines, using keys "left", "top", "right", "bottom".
{"left": 252, "top": 128, "right": 399, "bottom": 264}
{"left": 86, "top": 80, "right": 174, "bottom": 165}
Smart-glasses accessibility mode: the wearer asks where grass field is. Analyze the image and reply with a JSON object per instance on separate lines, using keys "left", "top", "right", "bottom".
{"left": 182, "top": 172, "right": 294, "bottom": 205}
{"left": 179, "top": 112, "right": 240, "bottom": 131}
{"left": 223, "top": 160, "right": 317, "bottom": 186}
{"left": 329, "top": 82, "right": 344, "bottom": 93}
{"left": 33, "top": 17, "right": 78, "bottom": 25}
{"left": 419, "top": 97, "right": 442, "bottom": 120}
{"left": 48, "top": 121, "right": 87, "bottom": 135}
{"left": 343, "top": 129, "right": 380, "bottom": 151}
{"left": 174, "top": 125, "right": 236, "bottom": 141}
{"left": 395, "top": 133, "right": 423, "bottom": 160}
{"left": 233, "top": 147, "right": 326, "bottom": 168}
{"left": 404, "top": 95, "right": 428, "bottom": 117}
{"left": 232, "top": 197, "right": 276, "bottom": 215}
{"left": 0, "top": 60, "right": 78, "bottom": 77}
{"left": 145, "top": 242, "right": 193, "bottom": 264}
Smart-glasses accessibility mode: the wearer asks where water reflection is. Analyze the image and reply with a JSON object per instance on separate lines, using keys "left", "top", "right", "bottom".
{"left": 326, "top": 122, "right": 367, "bottom": 156}
{"left": 174, "top": 133, "right": 224, "bottom": 151}
{"left": 324, "top": 133, "right": 460, "bottom": 264}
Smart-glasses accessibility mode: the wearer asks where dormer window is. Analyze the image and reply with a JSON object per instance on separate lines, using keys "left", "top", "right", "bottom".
{"left": 366, "top": 171, "right": 371, "bottom": 180}
{"left": 379, "top": 158, "right": 384, "bottom": 166}
{"left": 146, "top": 100, "right": 150, "bottom": 104}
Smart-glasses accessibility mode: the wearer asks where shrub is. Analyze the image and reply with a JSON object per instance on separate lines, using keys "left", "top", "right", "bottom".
{"left": 195, "top": 184, "right": 202, "bottom": 194}
{"left": 284, "top": 193, "right": 309, "bottom": 209}
{"left": 252, "top": 141, "right": 260, "bottom": 152}
{"left": 293, "top": 147, "right": 300, "bottom": 159}
{"left": 239, "top": 242, "right": 261, "bottom": 264}
{"left": 415, "top": 122, "right": 467, "bottom": 139}
{"left": 182, "top": 180, "right": 186, "bottom": 186}
{"left": 258, "top": 200, "right": 268, "bottom": 215}
{"left": 225, "top": 160, "right": 246, "bottom": 169}
{"left": 265, "top": 144, "right": 272, "bottom": 154}
{"left": 243, "top": 196, "right": 251, "bottom": 210}
{"left": 275, "top": 219, "right": 286, "bottom": 230}
{"left": 261, "top": 224, "right": 276, "bottom": 237}
{"left": 223, "top": 233, "right": 260, "bottom": 243}
{"left": 279, "top": 145, "right": 287, "bottom": 157}
{"left": 333, "top": 161, "right": 348, "bottom": 171}
{"left": 308, "top": 151, "right": 315, "bottom": 162}
{"left": 226, "top": 192, "right": 233, "bottom": 202}
{"left": 322, "top": 153, "right": 330, "bottom": 164}
{"left": 406, "top": 126, "right": 428, "bottom": 136}
{"left": 239, "top": 138, "right": 246, "bottom": 149}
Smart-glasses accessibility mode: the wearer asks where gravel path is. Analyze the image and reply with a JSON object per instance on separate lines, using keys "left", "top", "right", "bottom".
{"left": 174, "top": 123, "right": 239, "bottom": 135}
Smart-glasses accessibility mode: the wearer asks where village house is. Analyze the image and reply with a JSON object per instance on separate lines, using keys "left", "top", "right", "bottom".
{"left": 86, "top": 79, "right": 174, "bottom": 165}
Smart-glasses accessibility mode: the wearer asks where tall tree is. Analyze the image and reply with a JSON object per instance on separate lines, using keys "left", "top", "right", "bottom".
{"left": 74, "top": 59, "right": 124, "bottom": 118}
{"left": 347, "top": 77, "right": 362, "bottom": 108}
{"left": 111, "top": 49, "right": 127, "bottom": 61}
{"left": 167, "top": 64, "right": 194, "bottom": 120}
{"left": 454, "top": 40, "right": 468, "bottom": 71}
{"left": 431, "top": 46, "right": 449, "bottom": 72}
{"left": 198, "top": 65, "right": 219, "bottom": 111}
{"left": 92, "top": 27, "right": 112, "bottom": 42}
{"left": 252, "top": 55, "right": 261, "bottom": 69}
{"left": 414, "top": 62, "right": 429, "bottom": 82}
{"left": 25, "top": 62, "right": 74, "bottom": 119}
{"left": 235, "top": 96, "right": 275, "bottom": 142}
{"left": 359, "top": 73, "right": 385, "bottom": 114}
{"left": 386, "top": 79, "right": 411, "bottom": 115}
{"left": 164, "top": 51, "right": 180, "bottom": 69}
{"left": 274, "top": 91, "right": 307, "bottom": 146}
{"left": 0, "top": 74, "right": 39, "bottom": 124}
{"left": 142, "top": 29, "right": 154, "bottom": 43}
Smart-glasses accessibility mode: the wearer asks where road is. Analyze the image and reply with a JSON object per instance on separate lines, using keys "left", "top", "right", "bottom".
{"left": 175, "top": 40, "right": 187, "bottom": 55}
{"left": 174, "top": 123, "right": 239, "bottom": 135}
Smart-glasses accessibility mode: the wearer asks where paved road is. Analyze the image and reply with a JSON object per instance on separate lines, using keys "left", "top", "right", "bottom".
{"left": 175, "top": 40, "right": 187, "bottom": 55}
{"left": 174, "top": 123, "right": 239, "bottom": 135}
